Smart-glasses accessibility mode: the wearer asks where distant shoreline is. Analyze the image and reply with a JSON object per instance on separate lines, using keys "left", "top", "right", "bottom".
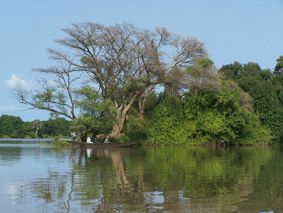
{"left": 0, "top": 138, "right": 69, "bottom": 141}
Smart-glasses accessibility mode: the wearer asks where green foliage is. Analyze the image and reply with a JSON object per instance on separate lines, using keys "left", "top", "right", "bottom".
{"left": 22, "top": 121, "right": 34, "bottom": 138}
{"left": 72, "top": 86, "right": 116, "bottom": 141}
{"left": 122, "top": 115, "right": 147, "bottom": 142}
{"left": 51, "top": 135, "right": 69, "bottom": 146}
{"left": 186, "top": 58, "right": 214, "bottom": 78}
{"left": 196, "top": 58, "right": 214, "bottom": 68}
{"left": 0, "top": 115, "right": 25, "bottom": 138}
{"left": 146, "top": 86, "right": 270, "bottom": 145}
{"left": 146, "top": 95, "right": 187, "bottom": 145}
{"left": 80, "top": 56, "right": 93, "bottom": 65}
{"left": 40, "top": 117, "right": 71, "bottom": 137}
{"left": 219, "top": 60, "right": 283, "bottom": 143}
{"left": 0, "top": 115, "right": 71, "bottom": 138}
{"left": 274, "top": 56, "right": 283, "bottom": 75}
{"left": 32, "top": 85, "right": 69, "bottom": 119}
{"left": 120, "top": 92, "right": 160, "bottom": 142}
{"left": 124, "top": 77, "right": 145, "bottom": 93}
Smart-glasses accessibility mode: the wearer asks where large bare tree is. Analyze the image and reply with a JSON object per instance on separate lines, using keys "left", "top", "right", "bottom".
{"left": 17, "top": 22, "right": 218, "bottom": 138}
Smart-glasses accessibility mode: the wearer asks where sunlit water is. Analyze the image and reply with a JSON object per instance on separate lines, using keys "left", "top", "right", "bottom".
{"left": 0, "top": 140, "right": 283, "bottom": 213}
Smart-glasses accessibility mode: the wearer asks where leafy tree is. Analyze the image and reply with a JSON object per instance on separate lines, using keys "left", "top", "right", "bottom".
{"left": 219, "top": 60, "right": 283, "bottom": 143}
{"left": 274, "top": 56, "right": 283, "bottom": 75}
{"left": 21, "top": 121, "right": 34, "bottom": 138}
{"left": 0, "top": 115, "right": 24, "bottom": 138}
{"left": 71, "top": 86, "right": 115, "bottom": 142}
{"left": 186, "top": 58, "right": 220, "bottom": 91}
{"left": 40, "top": 117, "right": 71, "bottom": 137}
{"left": 15, "top": 22, "right": 219, "bottom": 139}
{"left": 146, "top": 83, "right": 270, "bottom": 145}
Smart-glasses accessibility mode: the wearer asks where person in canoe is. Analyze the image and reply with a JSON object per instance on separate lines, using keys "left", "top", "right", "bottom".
{"left": 104, "top": 137, "right": 109, "bottom": 143}
{"left": 87, "top": 137, "right": 92, "bottom": 143}
{"left": 87, "top": 136, "right": 99, "bottom": 143}
{"left": 71, "top": 131, "right": 76, "bottom": 142}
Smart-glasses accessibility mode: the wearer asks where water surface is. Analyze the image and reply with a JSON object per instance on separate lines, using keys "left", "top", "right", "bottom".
{"left": 0, "top": 140, "right": 283, "bottom": 212}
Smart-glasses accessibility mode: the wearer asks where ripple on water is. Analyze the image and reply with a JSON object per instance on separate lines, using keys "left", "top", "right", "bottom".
{"left": 1, "top": 144, "right": 283, "bottom": 212}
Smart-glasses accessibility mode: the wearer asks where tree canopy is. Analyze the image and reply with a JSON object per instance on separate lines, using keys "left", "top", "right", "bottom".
{"left": 219, "top": 58, "right": 283, "bottom": 143}
{"left": 12, "top": 22, "right": 279, "bottom": 145}
{"left": 15, "top": 22, "right": 220, "bottom": 140}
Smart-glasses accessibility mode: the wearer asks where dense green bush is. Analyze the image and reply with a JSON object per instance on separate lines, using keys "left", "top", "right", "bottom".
{"left": 219, "top": 59, "right": 283, "bottom": 143}
{"left": 145, "top": 85, "right": 270, "bottom": 145}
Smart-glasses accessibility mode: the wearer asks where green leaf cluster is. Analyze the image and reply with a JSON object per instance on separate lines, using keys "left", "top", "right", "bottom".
{"left": 186, "top": 58, "right": 214, "bottom": 78}
{"left": 219, "top": 59, "right": 283, "bottom": 143}
{"left": 34, "top": 86, "right": 67, "bottom": 116}
{"left": 145, "top": 85, "right": 270, "bottom": 145}
{"left": 72, "top": 86, "right": 115, "bottom": 140}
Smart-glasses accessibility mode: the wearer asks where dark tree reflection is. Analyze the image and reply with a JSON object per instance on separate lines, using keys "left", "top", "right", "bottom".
{"left": 10, "top": 146, "right": 283, "bottom": 212}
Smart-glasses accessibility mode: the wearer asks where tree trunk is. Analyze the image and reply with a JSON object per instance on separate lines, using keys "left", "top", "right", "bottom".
{"left": 79, "top": 129, "right": 87, "bottom": 143}
{"left": 138, "top": 96, "right": 144, "bottom": 120}
{"left": 35, "top": 128, "right": 39, "bottom": 139}
{"left": 110, "top": 125, "right": 123, "bottom": 138}
{"left": 110, "top": 92, "right": 142, "bottom": 138}
{"left": 138, "top": 85, "right": 157, "bottom": 119}
{"left": 110, "top": 109, "right": 128, "bottom": 138}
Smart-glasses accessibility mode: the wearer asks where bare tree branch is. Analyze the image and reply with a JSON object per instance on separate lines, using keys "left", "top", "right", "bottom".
{"left": 16, "top": 22, "right": 217, "bottom": 137}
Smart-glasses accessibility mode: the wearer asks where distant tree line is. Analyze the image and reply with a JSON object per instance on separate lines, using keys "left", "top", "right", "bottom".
{"left": 0, "top": 115, "right": 71, "bottom": 138}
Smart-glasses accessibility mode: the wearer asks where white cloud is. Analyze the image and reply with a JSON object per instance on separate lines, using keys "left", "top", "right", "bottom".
{"left": 4, "top": 74, "right": 35, "bottom": 90}
{"left": 0, "top": 105, "right": 25, "bottom": 112}
{"left": 5, "top": 74, "right": 26, "bottom": 88}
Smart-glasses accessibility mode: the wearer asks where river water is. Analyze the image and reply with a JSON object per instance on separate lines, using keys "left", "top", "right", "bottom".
{"left": 0, "top": 140, "right": 282, "bottom": 213}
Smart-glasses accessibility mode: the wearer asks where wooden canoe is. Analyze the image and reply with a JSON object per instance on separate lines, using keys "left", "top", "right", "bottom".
{"left": 66, "top": 140, "right": 141, "bottom": 147}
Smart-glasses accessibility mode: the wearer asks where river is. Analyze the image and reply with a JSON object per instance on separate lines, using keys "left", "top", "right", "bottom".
{"left": 0, "top": 140, "right": 282, "bottom": 212}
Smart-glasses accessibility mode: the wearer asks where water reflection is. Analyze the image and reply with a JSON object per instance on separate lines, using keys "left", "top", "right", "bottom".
{"left": 0, "top": 145, "right": 23, "bottom": 164}
{"left": 68, "top": 147, "right": 146, "bottom": 212}
{"left": 64, "top": 146, "right": 277, "bottom": 212}
{"left": 2, "top": 141, "right": 283, "bottom": 212}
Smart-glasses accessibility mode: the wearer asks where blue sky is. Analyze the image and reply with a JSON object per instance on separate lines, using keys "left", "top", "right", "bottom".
{"left": 1, "top": 0, "right": 283, "bottom": 121}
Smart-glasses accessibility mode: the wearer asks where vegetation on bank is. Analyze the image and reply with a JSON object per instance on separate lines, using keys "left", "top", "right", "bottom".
{"left": 51, "top": 135, "right": 69, "bottom": 147}
{"left": 143, "top": 86, "right": 270, "bottom": 145}
{"left": 0, "top": 115, "right": 71, "bottom": 139}
{"left": 219, "top": 58, "right": 283, "bottom": 143}
{"left": 6, "top": 22, "right": 283, "bottom": 145}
